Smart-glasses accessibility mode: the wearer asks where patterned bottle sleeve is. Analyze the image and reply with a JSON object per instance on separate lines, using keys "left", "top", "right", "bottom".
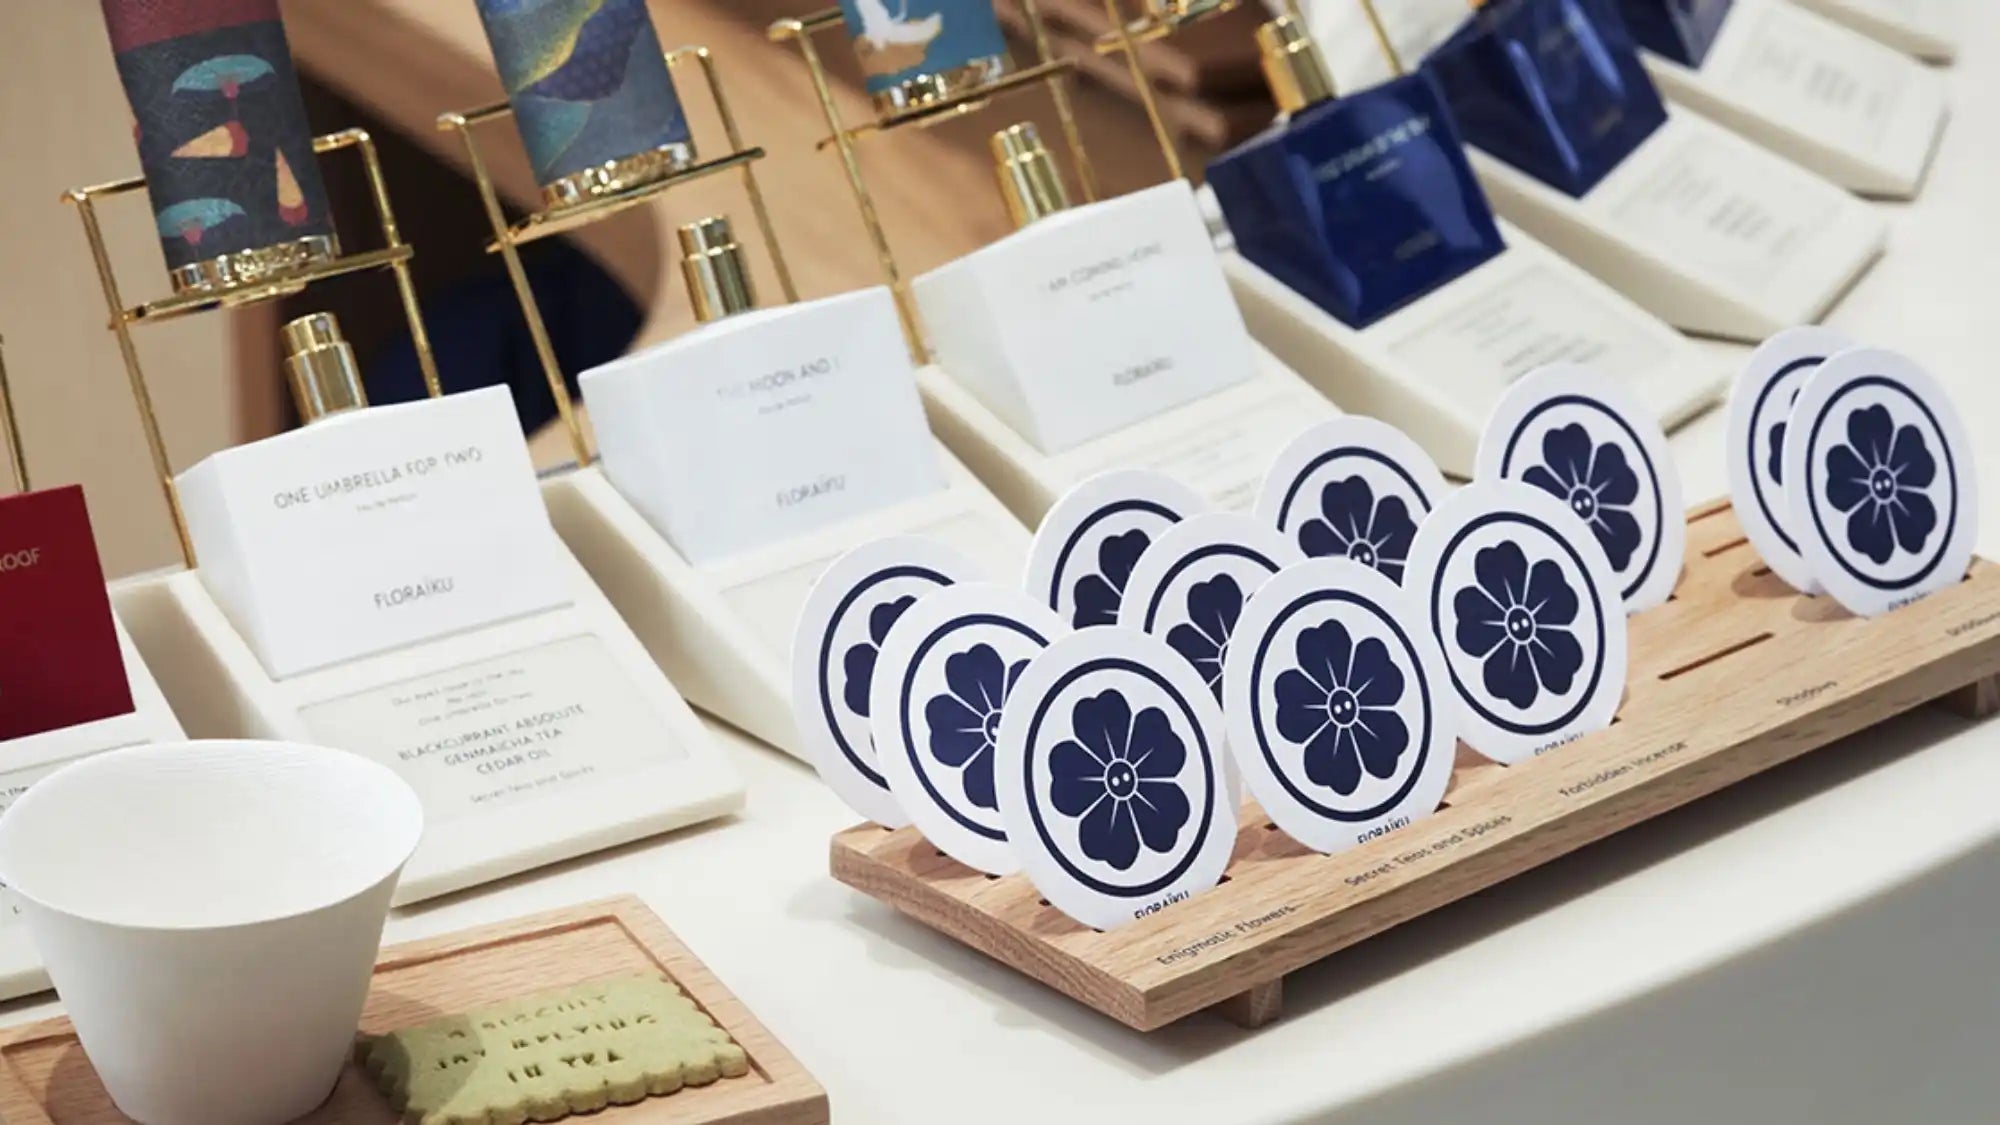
{"left": 837, "top": 0, "right": 1010, "bottom": 100}
{"left": 99, "top": 0, "right": 335, "bottom": 274}
{"left": 473, "top": 0, "right": 693, "bottom": 191}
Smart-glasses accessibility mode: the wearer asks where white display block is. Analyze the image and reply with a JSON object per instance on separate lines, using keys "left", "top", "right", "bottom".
{"left": 913, "top": 181, "right": 1255, "bottom": 456}
{"left": 1642, "top": 0, "right": 1949, "bottom": 198}
{"left": 0, "top": 597, "right": 184, "bottom": 1001}
{"left": 1790, "top": 0, "right": 1959, "bottom": 61}
{"left": 1217, "top": 221, "right": 1721, "bottom": 477}
{"left": 1469, "top": 106, "right": 1886, "bottom": 341}
{"left": 918, "top": 348, "right": 1338, "bottom": 523}
{"left": 541, "top": 457, "right": 1028, "bottom": 759}
{"left": 111, "top": 550, "right": 744, "bottom": 907}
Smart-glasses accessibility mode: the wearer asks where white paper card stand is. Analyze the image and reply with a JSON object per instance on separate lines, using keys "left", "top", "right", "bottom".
{"left": 1468, "top": 105, "right": 1886, "bottom": 341}
{"left": 1642, "top": 0, "right": 1949, "bottom": 198}
{"left": 111, "top": 549, "right": 743, "bottom": 907}
{"left": 542, "top": 454, "right": 1028, "bottom": 760}
{"left": 1790, "top": 0, "right": 1959, "bottom": 61}
{"left": 0, "top": 600, "right": 184, "bottom": 1000}
{"left": 1211, "top": 215, "right": 1721, "bottom": 478}
{"left": 920, "top": 350, "right": 1338, "bottom": 524}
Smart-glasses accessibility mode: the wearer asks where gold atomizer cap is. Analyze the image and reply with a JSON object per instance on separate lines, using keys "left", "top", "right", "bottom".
{"left": 1257, "top": 15, "right": 1337, "bottom": 115}
{"left": 678, "top": 216, "right": 757, "bottom": 324}
{"left": 991, "top": 123, "right": 1072, "bottom": 229}
{"left": 281, "top": 312, "right": 368, "bottom": 423}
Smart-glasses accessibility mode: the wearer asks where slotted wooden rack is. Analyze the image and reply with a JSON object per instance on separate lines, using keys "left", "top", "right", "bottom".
{"left": 831, "top": 498, "right": 2000, "bottom": 1031}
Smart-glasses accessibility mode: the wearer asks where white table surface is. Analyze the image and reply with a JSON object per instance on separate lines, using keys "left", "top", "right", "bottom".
{"left": 9, "top": 12, "right": 2000, "bottom": 1125}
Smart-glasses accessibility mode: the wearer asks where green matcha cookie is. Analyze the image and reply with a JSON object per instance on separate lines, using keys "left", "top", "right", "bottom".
{"left": 359, "top": 973, "right": 750, "bottom": 1124}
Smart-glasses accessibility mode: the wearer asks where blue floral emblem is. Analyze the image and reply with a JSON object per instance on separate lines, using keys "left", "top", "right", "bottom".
{"left": 1166, "top": 574, "right": 1241, "bottom": 698}
{"left": 923, "top": 643, "right": 1027, "bottom": 811}
{"left": 1453, "top": 541, "right": 1583, "bottom": 710}
{"left": 1297, "top": 477, "right": 1417, "bottom": 582}
{"left": 1071, "top": 529, "right": 1151, "bottom": 628}
{"left": 1522, "top": 423, "right": 1642, "bottom": 572}
{"left": 840, "top": 595, "right": 914, "bottom": 718}
{"left": 1047, "top": 690, "right": 1191, "bottom": 870}
{"left": 1824, "top": 404, "right": 1938, "bottom": 565}
{"left": 1273, "top": 621, "right": 1409, "bottom": 795}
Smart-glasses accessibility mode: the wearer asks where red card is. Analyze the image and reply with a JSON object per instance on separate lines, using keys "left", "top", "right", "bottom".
{"left": 0, "top": 486, "right": 134, "bottom": 741}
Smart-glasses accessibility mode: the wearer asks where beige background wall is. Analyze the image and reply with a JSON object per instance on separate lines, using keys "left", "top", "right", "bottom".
{"left": 0, "top": 2, "right": 241, "bottom": 578}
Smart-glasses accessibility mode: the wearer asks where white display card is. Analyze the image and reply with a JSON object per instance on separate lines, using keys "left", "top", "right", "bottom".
{"left": 1256, "top": 416, "right": 1448, "bottom": 585}
{"left": 1406, "top": 480, "right": 1630, "bottom": 764}
{"left": 175, "top": 387, "right": 572, "bottom": 680}
{"left": 1116, "top": 513, "right": 1303, "bottom": 698}
{"left": 1727, "top": 326, "right": 1855, "bottom": 593}
{"left": 298, "top": 634, "right": 684, "bottom": 823}
{"left": 995, "top": 626, "right": 1238, "bottom": 931}
{"left": 1782, "top": 347, "right": 1976, "bottom": 617}
{"left": 869, "top": 582, "right": 1070, "bottom": 875}
{"left": 580, "top": 287, "right": 947, "bottom": 566}
{"left": 789, "top": 536, "right": 983, "bottom": 828}
{"left": 1024, "top": 470, "right": 1210, "bottom": 629}
{"left": 1222, "top": 558, "right": 1456, "bottom": 853}
{"left": 1477, "top": 364, "right": 1687, "bottom": 612}
{"left": 914, "top": 181, "right": 1255, "bottom": 455}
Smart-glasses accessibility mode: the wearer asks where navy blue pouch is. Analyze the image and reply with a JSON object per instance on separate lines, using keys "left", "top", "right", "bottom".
{"left": 1614, "top": 0, "right": 1733, "bottom": 67}
{"left": 1425, "top": 0, "right": 1668, "bottom": 197}
{"left": 1206, "top": 71, "right": 1506, "bottom": 330}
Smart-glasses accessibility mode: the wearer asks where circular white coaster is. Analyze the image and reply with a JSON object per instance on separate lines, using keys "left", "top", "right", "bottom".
{"left": 868, "top": 583, "right": 1068, "bottom": 874}
{"left": 1476, "top": 363, "right": 1686, "bottom": 612}
{"left": 1116, "top": 513, "right": 1303, "bottom": 700}
{"left": 1782, "top": 348, "right": 1977, "bottom": 617}
{"left": 1255, "top": 416, "right": 1447, "bottom": 586}
{"left": 1727, "top": 327, "right": 1854, "bottom": 594}
{"left": 790, "top": 536, "right": 981, "bottom": 828}
{"left": 1023, "top": 469, "right": 1209, "bottom": 629}
{"left": 995, "top": 627, "right": 1237, "bottom": 931}
{"left": 1222, "top": 559, "right": 1455, "bottom": 854}
{"left": 1406, "top": 481, "right": 1629, "bottom": 765}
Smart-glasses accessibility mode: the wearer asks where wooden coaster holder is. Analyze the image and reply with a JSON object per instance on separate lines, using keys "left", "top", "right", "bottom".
{"left": 831, "top": 498, "right": 2000, "bottom": 1031}
{"left": 0, "top": 897, "right": 827, "bottom": 1124}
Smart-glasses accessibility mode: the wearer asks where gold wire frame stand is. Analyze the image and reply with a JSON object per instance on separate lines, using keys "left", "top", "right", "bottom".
{"left": 1094, "top": 0, "right": 1305, "bottom": 180}
{"left": 63, "top": 127, "right": 442, "bottom": 570}
{"left": 769, "top": 2, "right": 1100, "bottom": 360}
{"left": 439, "top": 45, "right": 798, "bottom": 469}
{"left": 0, "top": 338, "right": 29, "bottom": 494}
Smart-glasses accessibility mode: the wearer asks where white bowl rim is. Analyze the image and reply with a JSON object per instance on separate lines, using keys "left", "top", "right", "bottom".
{"left": 0, "top": 740, "right": 424, "bottom": 934}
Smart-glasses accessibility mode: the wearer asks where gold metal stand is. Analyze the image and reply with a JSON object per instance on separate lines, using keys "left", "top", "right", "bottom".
{"left": 63, "top": 127, "right": 442, "bottom": 569}
{"left": 439, "top": 45, "right": 797, "bottom": 469}
{"left": 769, "top": 2, "right": 1100, "bottom": 360}
{"left": 1094, "top": 0, "right": 1306, "bottom": 179}
{"left": 0, "top": 339, "right": 28, "bottom": 494}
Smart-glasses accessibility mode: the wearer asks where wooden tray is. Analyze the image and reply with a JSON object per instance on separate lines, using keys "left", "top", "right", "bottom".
{"left": 831, "top": 500, "right": 2000, "bottom": 1032}
{"left": 0, "top": 897, "right": 827, "bottom": 1124}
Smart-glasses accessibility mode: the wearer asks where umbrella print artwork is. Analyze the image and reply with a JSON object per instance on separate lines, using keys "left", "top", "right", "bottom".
{"left": 276, "top": 150, "right": 309, "bottom": 225}
{"left": 172, "top": 124, "right": 248, "bottom": 159}
{"left": 156, "top": 198, "right": 248, "bottom": 248}
{"left": 170, "top": 54, "right": 277, "bottom": 154}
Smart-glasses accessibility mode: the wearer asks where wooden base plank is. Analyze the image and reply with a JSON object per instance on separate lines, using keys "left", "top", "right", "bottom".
{"left": 0, "top": 898, "right": 828, "bottom": 1125}
{"left": 831, "top": 503, "right": 2000, "bottom": 1031}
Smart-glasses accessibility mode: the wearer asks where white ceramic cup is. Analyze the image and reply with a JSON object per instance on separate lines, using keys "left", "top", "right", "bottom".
{"left": 0, "top": 741, "right": 423, "bottom": 1125}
